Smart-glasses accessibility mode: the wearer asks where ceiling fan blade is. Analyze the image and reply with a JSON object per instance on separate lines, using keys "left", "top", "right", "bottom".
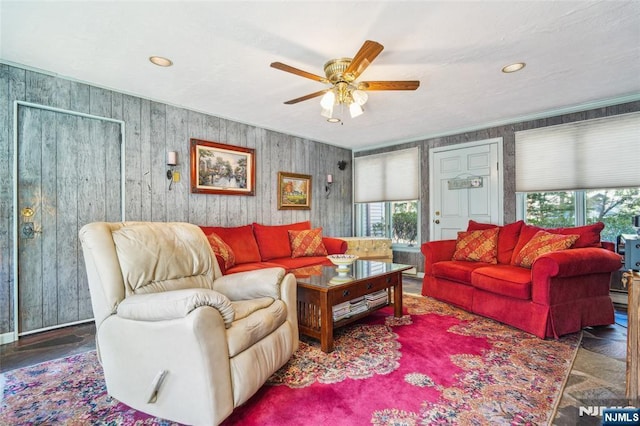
{"left": 271, "top": 62, "right": 329, "bottom": 83}
{"left": 344, "top": 40, "right": 384, "bottom": 80}
{"left": 358, "top": 81, "right": 421, "bottom": 91}
{"left": 283, "top": 89, "right": 329, "bottom": 105}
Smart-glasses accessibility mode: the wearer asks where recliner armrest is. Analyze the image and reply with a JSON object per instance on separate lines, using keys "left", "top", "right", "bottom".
{"left": 117, "top": 288, "right": 235, "bottom": 328}
{"left": 213, "top": 267, "right": 285, "bottom": 301}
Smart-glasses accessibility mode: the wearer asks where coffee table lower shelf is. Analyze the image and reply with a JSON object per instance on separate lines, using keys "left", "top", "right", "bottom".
{"left": 296, "top": 268, "right": 405, "bottom": 353}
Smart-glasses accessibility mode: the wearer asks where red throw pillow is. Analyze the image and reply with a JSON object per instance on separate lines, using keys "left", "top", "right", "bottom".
{"left": 452, "top": 227, "right": 499, "bottom": 264}
{"left": 200, "top": 225, "right": 261, "bottom": 264}
{"left": 511, "top": 222, "right": 605, "bottom": 265}
{"left": 288, "top": 228, "right": 328, "bottom": 258}
{"left": 511, "top": 224, "right": 544, "bottom": 265}
{"left": 253, "top": 221, "right": 311, "bottom": 260}
{"left": 547, "top": 222, "right": 604, "bottom": 248}
{"left": 466, "top": 220, "right": 496, "bottom": 231}
{"left": 205, "top": 231, "right": 236, "bottom": 272}
{"left": 467, "top": 220, "right": 524, "bottom": 264}
{"left": 513, "top": 230, "right": 580, "bottom": 268}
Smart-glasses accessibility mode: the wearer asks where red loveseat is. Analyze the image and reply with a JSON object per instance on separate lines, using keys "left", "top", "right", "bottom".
{"left": 421, "top": 220, "right": 622, "bottom": 338}
{"left": 200, "top": 221, "right": 347, "bottom": 274}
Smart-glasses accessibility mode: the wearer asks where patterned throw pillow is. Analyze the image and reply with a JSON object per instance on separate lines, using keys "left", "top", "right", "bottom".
{"left": 513, "top": 230, "right": 579, "bottom": 268}
{"left": 288, "top": 228, "right": 328, "bottom": 258}
{"left": 452, "top": 227, "right": 499, "bottom": 264}
{"left": 206, "top": 232, "right": 236, "bottom": 272}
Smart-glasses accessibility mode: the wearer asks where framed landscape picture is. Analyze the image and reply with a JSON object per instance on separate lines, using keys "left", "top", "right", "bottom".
{"left": 278, "top": 172, "right": 311, "bottom": 210}
{"left": 190, "top": 138, "right": 255, "bottom": 196}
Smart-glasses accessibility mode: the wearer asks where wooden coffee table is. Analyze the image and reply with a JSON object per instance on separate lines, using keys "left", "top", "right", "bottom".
{"left": 292, "top": 260, "right": 412, "bottom": 353}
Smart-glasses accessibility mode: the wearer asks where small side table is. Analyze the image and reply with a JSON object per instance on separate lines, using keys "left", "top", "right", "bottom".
{"left": 622, "top": 270, "right": 639, "bottom": 400}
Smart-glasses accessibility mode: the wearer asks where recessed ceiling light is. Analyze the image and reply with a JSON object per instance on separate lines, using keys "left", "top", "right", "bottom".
{"left": 501, "top": 62, "right": 526, "bottom": 73}
{"left": 327, "top": 117, "right": 341, "bottom": 123}
{"left": 149, "top": 56, "right": 173, "bottom": 67}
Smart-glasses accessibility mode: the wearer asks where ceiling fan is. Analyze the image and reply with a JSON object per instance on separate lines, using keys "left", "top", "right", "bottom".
{"left": 270, "top": 40, "right": 420, "bottom": 123}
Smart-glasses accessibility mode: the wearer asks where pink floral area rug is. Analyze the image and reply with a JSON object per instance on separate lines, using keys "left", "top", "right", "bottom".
{"left": 1, "top": 295, "right": 580, "bottom": 425}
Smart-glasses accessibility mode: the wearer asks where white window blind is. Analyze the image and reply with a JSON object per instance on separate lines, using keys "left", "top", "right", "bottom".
{"left": 354, "top": 147, "right": 420, "bottom": 203}
{"left": 515, "top": 112, "right": 640, "bottom": 192}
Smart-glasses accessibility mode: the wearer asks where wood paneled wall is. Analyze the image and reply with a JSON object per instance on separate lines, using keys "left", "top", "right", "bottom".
{"left": 0, "top": 64, "right": 352, "bottom": 336}
{"left": 359, "top": 100, "right": 640, "bottom": 273}
{"left": 2, "top": 61, "right": 637, "bottom": 335}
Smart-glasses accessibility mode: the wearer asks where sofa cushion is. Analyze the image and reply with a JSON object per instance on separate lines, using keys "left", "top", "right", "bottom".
{"left": 432, "top": 260, "right": 490, "bottom": 283}
{"left": 322, "top": 237, "right": 349, "bottom": 255}
{"left": 231, "top": 296, "right": 275, "bottom": 321}
{"left": 200, "top": 225, "right": 261, "bottom": 264}
{"left": 548, "top": 222, "right": 604, "bottom": 248}
{"left": 452, "top": 228, "right": 499, "bottom": 264}
{"left": 289, "top": 228, "right": 328, "bottom": 258}
{"left": 511, "top": 222, "right": 605, "bottom": 265}
{"left": 204, "top": 231, "right": 236, "bottom": 273}
{"left": 270, "top": 256, "right": 332, "bottom": 271}
{"left": 513, "top": 230, "right": 579, "bottom": 268}
{"left": 288, "top": 264, "right": 324, "bottom": 277}
{"left": 225, "top": 261, "right": 283, "bottom": 274}
{"left": 226, "top": 298, "right": 287, "bottom": 357}
{"left": 468, "top": 220, "right": 524, "bottom": 264}
{"left": 253, "top": 221, "right": 311, "bottom": 260}
{"left": 113, "top": 223, "right": 216, "bottom": 295}
{"left": 511, "top": 224, "right": 543, "bottom": 265}
{"left": 471, "top": 265, "right": 533, "bottom": 300}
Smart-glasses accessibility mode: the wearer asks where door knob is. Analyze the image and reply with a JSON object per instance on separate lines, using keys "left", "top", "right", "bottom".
{"left": 22, "top": 222, "right": 35, "bottom": 239}
{"left": 434, "top": 219, "right": 440, "bottom": 224}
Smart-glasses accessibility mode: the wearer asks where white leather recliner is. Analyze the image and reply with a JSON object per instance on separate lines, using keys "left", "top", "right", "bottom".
{"left": 79, "top": 221, "right": 299, "bottom": 425}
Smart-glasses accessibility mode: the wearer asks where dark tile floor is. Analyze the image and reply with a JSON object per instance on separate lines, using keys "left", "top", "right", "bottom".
{"left": 0, "top": 275, "right": 630, "bottom": 426}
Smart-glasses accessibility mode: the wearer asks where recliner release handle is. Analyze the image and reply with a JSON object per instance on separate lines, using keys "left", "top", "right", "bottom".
{"left": 147, "top": 370, "right": 168, "bottom": 404}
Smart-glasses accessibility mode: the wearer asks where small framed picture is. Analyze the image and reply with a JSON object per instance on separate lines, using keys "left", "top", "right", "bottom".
{"left": 278, "top": 172, "right": 311, "bottom": 210}
{"left": 190, "top": 138, "right": 255, "bottom": 196}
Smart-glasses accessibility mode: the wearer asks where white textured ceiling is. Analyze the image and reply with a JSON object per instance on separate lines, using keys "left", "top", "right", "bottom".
{"left": 1, "top": 1, "right": 639, "bottom": 151}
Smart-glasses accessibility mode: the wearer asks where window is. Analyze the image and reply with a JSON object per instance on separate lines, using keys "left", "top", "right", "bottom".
{"left": 518, "top": 188, "right": 640, "bottom": 242}
{"left": 586, "top": 188, "right": 640, "bottom": 241}
{"left": 515, "top": 112, "right": 640, "bottom": 192}
{"left": 515, "top": 113, "right": 640, "bottom": 242}
{"left": 522, "top": 191, "right": 576, "bottom": 227}
{"left": 354, "top": 147, "right": 420, "bottom": 250}
{"left": 356, "top": 200, "right": 420, "bottom": 247}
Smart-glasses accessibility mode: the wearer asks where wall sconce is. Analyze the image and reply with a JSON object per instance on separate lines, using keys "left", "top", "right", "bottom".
{"left": 338, "top": 160, "right": 347, "bottom": 170}
{"left": 167, "top": 151, "right": 178, "bottom": 190}
{"left": 325, "top": 174, "right": 333, "bottom": 199}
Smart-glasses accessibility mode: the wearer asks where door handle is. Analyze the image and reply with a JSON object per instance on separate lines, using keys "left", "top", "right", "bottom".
{"left": 434, "top": 219, "right": 440, "bottom": 224}
{"left": 22, "top": 222, "right": 35, "bottom": 239}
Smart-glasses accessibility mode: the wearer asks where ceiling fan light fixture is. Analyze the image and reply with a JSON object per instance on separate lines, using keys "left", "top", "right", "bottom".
{"left": 321, "top": 106, "right": 333, "bottom": 119}
{"left": 352, "top": 89, "right": 368, "bottom": 106}
{"left": 320, "top": 91, "right": 336, "bottom": 109}
{"left": 272, "top": 40, "right": 419, "bottom": 123}
{"left": 349, "top": 102, "right": 364, "bottom": 118}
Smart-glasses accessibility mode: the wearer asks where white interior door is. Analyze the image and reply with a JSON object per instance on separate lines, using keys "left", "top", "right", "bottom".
{"left": 429, "top": 139, "right": 503, "bottom": 240}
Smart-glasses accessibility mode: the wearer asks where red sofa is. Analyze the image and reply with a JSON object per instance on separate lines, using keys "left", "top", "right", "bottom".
{"left": 421, "top": 220, "right": 622, "bottom": 338}
{"left": 200, "top": 221, "right": 347, "bottom": 274}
